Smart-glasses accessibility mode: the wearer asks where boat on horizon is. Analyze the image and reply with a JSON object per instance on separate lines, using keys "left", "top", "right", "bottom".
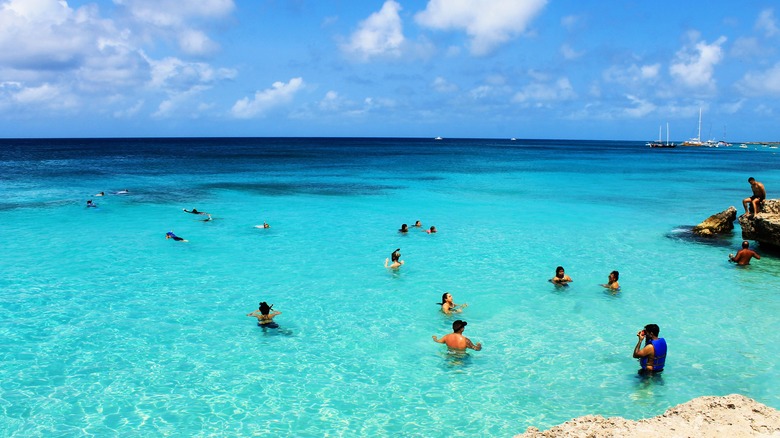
{"left": 681, "top": 108, "right": 705, "bottom": 146}
{"left": 434, "top": 136, "right": 443, "bottom": 140}
{"left": 647, "top": 123, "right": 676, "bottom": 148}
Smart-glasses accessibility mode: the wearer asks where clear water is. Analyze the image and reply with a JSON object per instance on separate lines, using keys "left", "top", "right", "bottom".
{"left": 1, "top": 138, "right": 779, "bottom": 436}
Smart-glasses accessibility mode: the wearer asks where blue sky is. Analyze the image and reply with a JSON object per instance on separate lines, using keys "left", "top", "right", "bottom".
{"left": 1, "top": 0, "right": 779, "bottom": 140}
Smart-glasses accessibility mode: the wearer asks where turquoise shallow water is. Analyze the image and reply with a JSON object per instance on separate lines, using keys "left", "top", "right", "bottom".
{"left": 1, "top": 138, "right": 779, "bottom": 436}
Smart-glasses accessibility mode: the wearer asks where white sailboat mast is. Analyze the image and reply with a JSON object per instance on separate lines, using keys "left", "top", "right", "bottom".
{"left": 697, "top": 107, "right": 702, "bottom": 141}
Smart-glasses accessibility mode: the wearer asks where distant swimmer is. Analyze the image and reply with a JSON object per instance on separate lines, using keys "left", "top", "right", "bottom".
{"left": 550, "top": 266, "right": 572, "bottom": 286}
{"left": 399, "top": 223, "right": 409, "bottom": 233}
{"left": 95, "top": 192, "right": 104, "bottom": 197}
{"left": 413, "top": 220, "right": 423, "bottom": 228}
{"left": 116, "top": 189, "right": 129, "bottom": 195}
{"left": 427, "top": 226, "right": 437, "bottom": 234}
{"left": 201, "top": 214, "right": 213, "bottom": 222}
{"left": 729, "top": 241, "right": 761, "bottom": 265}
{"left": 385, "top": 248, "right": 404, "bottom": 269}
{"left": 165, "top": 231, "right": 187, "bottom": 242}
{"left": 247, "top": 301, "right": 282, "bottom": 328}
{"left": 438, "top": 292, "right": 467, "bottom": 314}
{"left": 254, "top": 222, "right": 270, "bottom": 229}
{"left": 601, "top": 270, "right": 620, "bottom": 291}
{"left": 432, "top": 320, "right": 482, "bottom": 352}
{"left": 86, "top": 200, "right": 97, "bottom": 208}
{"left": 183, "top": 208, "right": 207, "bottom": 215}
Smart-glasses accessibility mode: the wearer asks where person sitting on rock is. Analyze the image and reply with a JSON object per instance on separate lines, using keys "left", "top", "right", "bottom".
{"left": 742, "top": 177, "right": 766, "bottom": 217}
{"left": 729, "top": 241, "right": 761, "bottom": 265}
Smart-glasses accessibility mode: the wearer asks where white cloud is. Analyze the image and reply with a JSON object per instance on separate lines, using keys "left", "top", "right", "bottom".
{"left": 147, "top": 56, "right": 236, "bottom": 91}
{"left": 513, "top": 77, "right": 575, "bottom": 103}
{"left": 341, "top": 1, "right": 404, "bottom": 61}
{"left": 561, "top": 15, "right": 580, "bottom": 31}
{"left": 669, "top": 34, "right": 727, "bottom": 89}
{"left": 737, "top": 62, "right": 780, "bottom": 96}
{"left": 603, "top": 63, "right": 660, "bottom": 85}
{"left": 622, "top": 94, "right": 656, "bottom": 118}
{"left": 12, "top": 82, "right": 78, "bottom": 109}
{"left": 432, "top": 77, "right": 458, "bottom": 93}
{"left": 560, "top": 44, "right": 583, "bottom": 60}
{"left": 415, "top": 0, "right": 547, "bottom": 55}
{"left": 231, "top": 77, "right": 305, "bottom": 119}
{"left": 319, "top": 90, "right": 342, "bottom": 111}
{"left": 756, "top": 9, "right": 779, "bottom": 37}
{"left": 114, "top": 0, "right": 234, "bottom": 55}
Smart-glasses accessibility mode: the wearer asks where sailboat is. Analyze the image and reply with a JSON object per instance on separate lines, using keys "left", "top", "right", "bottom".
{"left": 681, "top": 108, "right": 704, "bottom": 146}
{"left": 647, "top": 123, "right": 676, "bottom": 148}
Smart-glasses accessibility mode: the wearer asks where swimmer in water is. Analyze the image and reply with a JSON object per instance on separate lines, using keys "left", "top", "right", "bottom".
{"left": 601, "top": 270, "right": 620, "bottom": 291}
{"left": 165, "top": 231, "right": 187, "bottom": 242}
{"left": 427, "top": 226, "right": 437, "bottom": 234}
{"left": 432, "top": 320, "right": 482, "bottom": 352}
{"left": 550, "top": 266, "right": 572, "bottom": 286}
{"left": 247, "top": 302, "right": 282, "bottom": 328}
{"left": 399, "top": 223, "right": 409, "bottom": 233}
{"left": 385, "top": 248, "right": 404, "bottom": 269}
{"left": 95, "top": 192, "right": 104, "bottom": 197}
{"left": 86, "top": 200, "right": 97, "bottom": 208}
{"left": 183, "top": 208, "right": 207, "bottom": 215}
{"left": 413, "top": 220, "right": 422, "bottom": 228}
{"left": 201, "top": 214, "right": 212, "bottom": 222}
{"left": 254, "top": 222, "right": 270, "bottom": 229}
{"left": 438, "top": 292, "right": 467, "bottom": 314}
{"left": 116, "top": 189, "right": 129, "bottom": 195}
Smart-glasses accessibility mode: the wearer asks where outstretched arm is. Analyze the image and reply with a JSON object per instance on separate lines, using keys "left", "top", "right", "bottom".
{"left": 466, "top": 337, "right": 482, "bottom": 351}
{"left": 432, "top": 335, "right": 445, "bottom": 344}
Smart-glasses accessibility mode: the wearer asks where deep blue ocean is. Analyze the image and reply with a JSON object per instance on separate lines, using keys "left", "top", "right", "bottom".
{"left": 1, "top": 137, "right": 779, "bottom": 436}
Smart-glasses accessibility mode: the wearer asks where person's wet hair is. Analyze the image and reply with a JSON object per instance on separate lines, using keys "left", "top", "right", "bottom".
{"left": 644, "top": 324, "right": 660, "bottom": 337}
{"left": 259, "top": 302, "right": 273, "bottom": 315}
{"left": 438, "top": 292, "right": 450, "bottom": 305}
{"left": 742, "top": 241, "right": 749, "bottom": 248}
{"left": 611, "top": 270, "right": 619, "bottom": 280}
{"left": 556, "top": 266, "right": 564, "bottom": 274}
{"left": 748, "top": 177, "right": 755, "bottom": 182}
{"left": 391, "top": 248, "right": 401, "bottom": 262}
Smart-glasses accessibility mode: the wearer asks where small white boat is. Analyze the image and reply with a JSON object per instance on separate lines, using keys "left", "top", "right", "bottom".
{"left": 434, "top": 136, "right": 443, "bottom": 140}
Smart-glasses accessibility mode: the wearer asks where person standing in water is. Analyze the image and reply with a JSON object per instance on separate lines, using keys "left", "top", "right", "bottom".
{"left": 550, "top": 266, "right": 572, "bottom": 286}
{"left": 633, "top": 323, "right": 667, "bottom": 376}
{"left": 729, "top": 241, "right": 761, "bottom": 265}
{"left": 438, "top": 292, "right": 467, "bottom": 314}
{"left": 601, "top": 271, "right": 620, "bottom": 290}
{"left": 247, "top": 302, "right": 282, "bottom": 328}
{"left": 385, "top": 248, "right": 404, "bottom": 269}
{"left": 433, "top": 320, "right": 482, "bottom": 352}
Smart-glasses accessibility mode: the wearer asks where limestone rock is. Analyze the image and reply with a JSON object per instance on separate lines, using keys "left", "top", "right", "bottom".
{"left": 738, "top": 199, "right": 780, "bottom": 248}
{"left": 692, "top": 206, "right": 737, "bottom": 236}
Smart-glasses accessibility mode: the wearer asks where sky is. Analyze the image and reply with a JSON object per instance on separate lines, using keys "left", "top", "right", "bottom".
{"left": 1, "top": 0, "right": 780, "bottom": 140}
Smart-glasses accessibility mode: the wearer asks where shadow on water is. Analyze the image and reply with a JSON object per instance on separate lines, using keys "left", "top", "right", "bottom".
{"left": 665, "top": 226, "right": 736, "bottom": 249}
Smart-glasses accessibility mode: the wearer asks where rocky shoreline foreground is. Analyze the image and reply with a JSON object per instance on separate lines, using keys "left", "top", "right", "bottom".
{"left": 517, "top": 394, "right": 780, "bottom": 437}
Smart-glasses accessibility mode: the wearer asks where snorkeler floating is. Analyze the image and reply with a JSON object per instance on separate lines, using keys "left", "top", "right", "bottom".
{"left": 183, "top": 208, "right": 208, "bottom": 215}
{"left": 165, "top": 231, "right": 187, "bottom": 242}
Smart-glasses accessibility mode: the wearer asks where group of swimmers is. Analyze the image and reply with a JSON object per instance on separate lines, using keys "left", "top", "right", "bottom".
{"left": 549, "top": 266, "right": 621, "bottom": 291}
{"left": 399, "top": 220, "right": 436, "bottom": 234}
{"left": 84, "top": 189, "right": 129, "bottom": 208}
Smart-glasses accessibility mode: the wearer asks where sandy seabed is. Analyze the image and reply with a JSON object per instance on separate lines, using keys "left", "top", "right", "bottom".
{"left": 517, "top": 394, "right": 780, "bottom": 437}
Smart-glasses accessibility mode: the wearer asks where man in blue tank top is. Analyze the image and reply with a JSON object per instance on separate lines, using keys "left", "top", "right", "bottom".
{"left": 632, "top": 324, "right": 667, "bottom": 375}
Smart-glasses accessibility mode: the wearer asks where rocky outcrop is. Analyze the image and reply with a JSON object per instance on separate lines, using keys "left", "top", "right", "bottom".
{"left": 692, "top": 206, "right": 737, "bottom": 237}
{"left": 738, "top": 199, "right": 780, "bottom": 248}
